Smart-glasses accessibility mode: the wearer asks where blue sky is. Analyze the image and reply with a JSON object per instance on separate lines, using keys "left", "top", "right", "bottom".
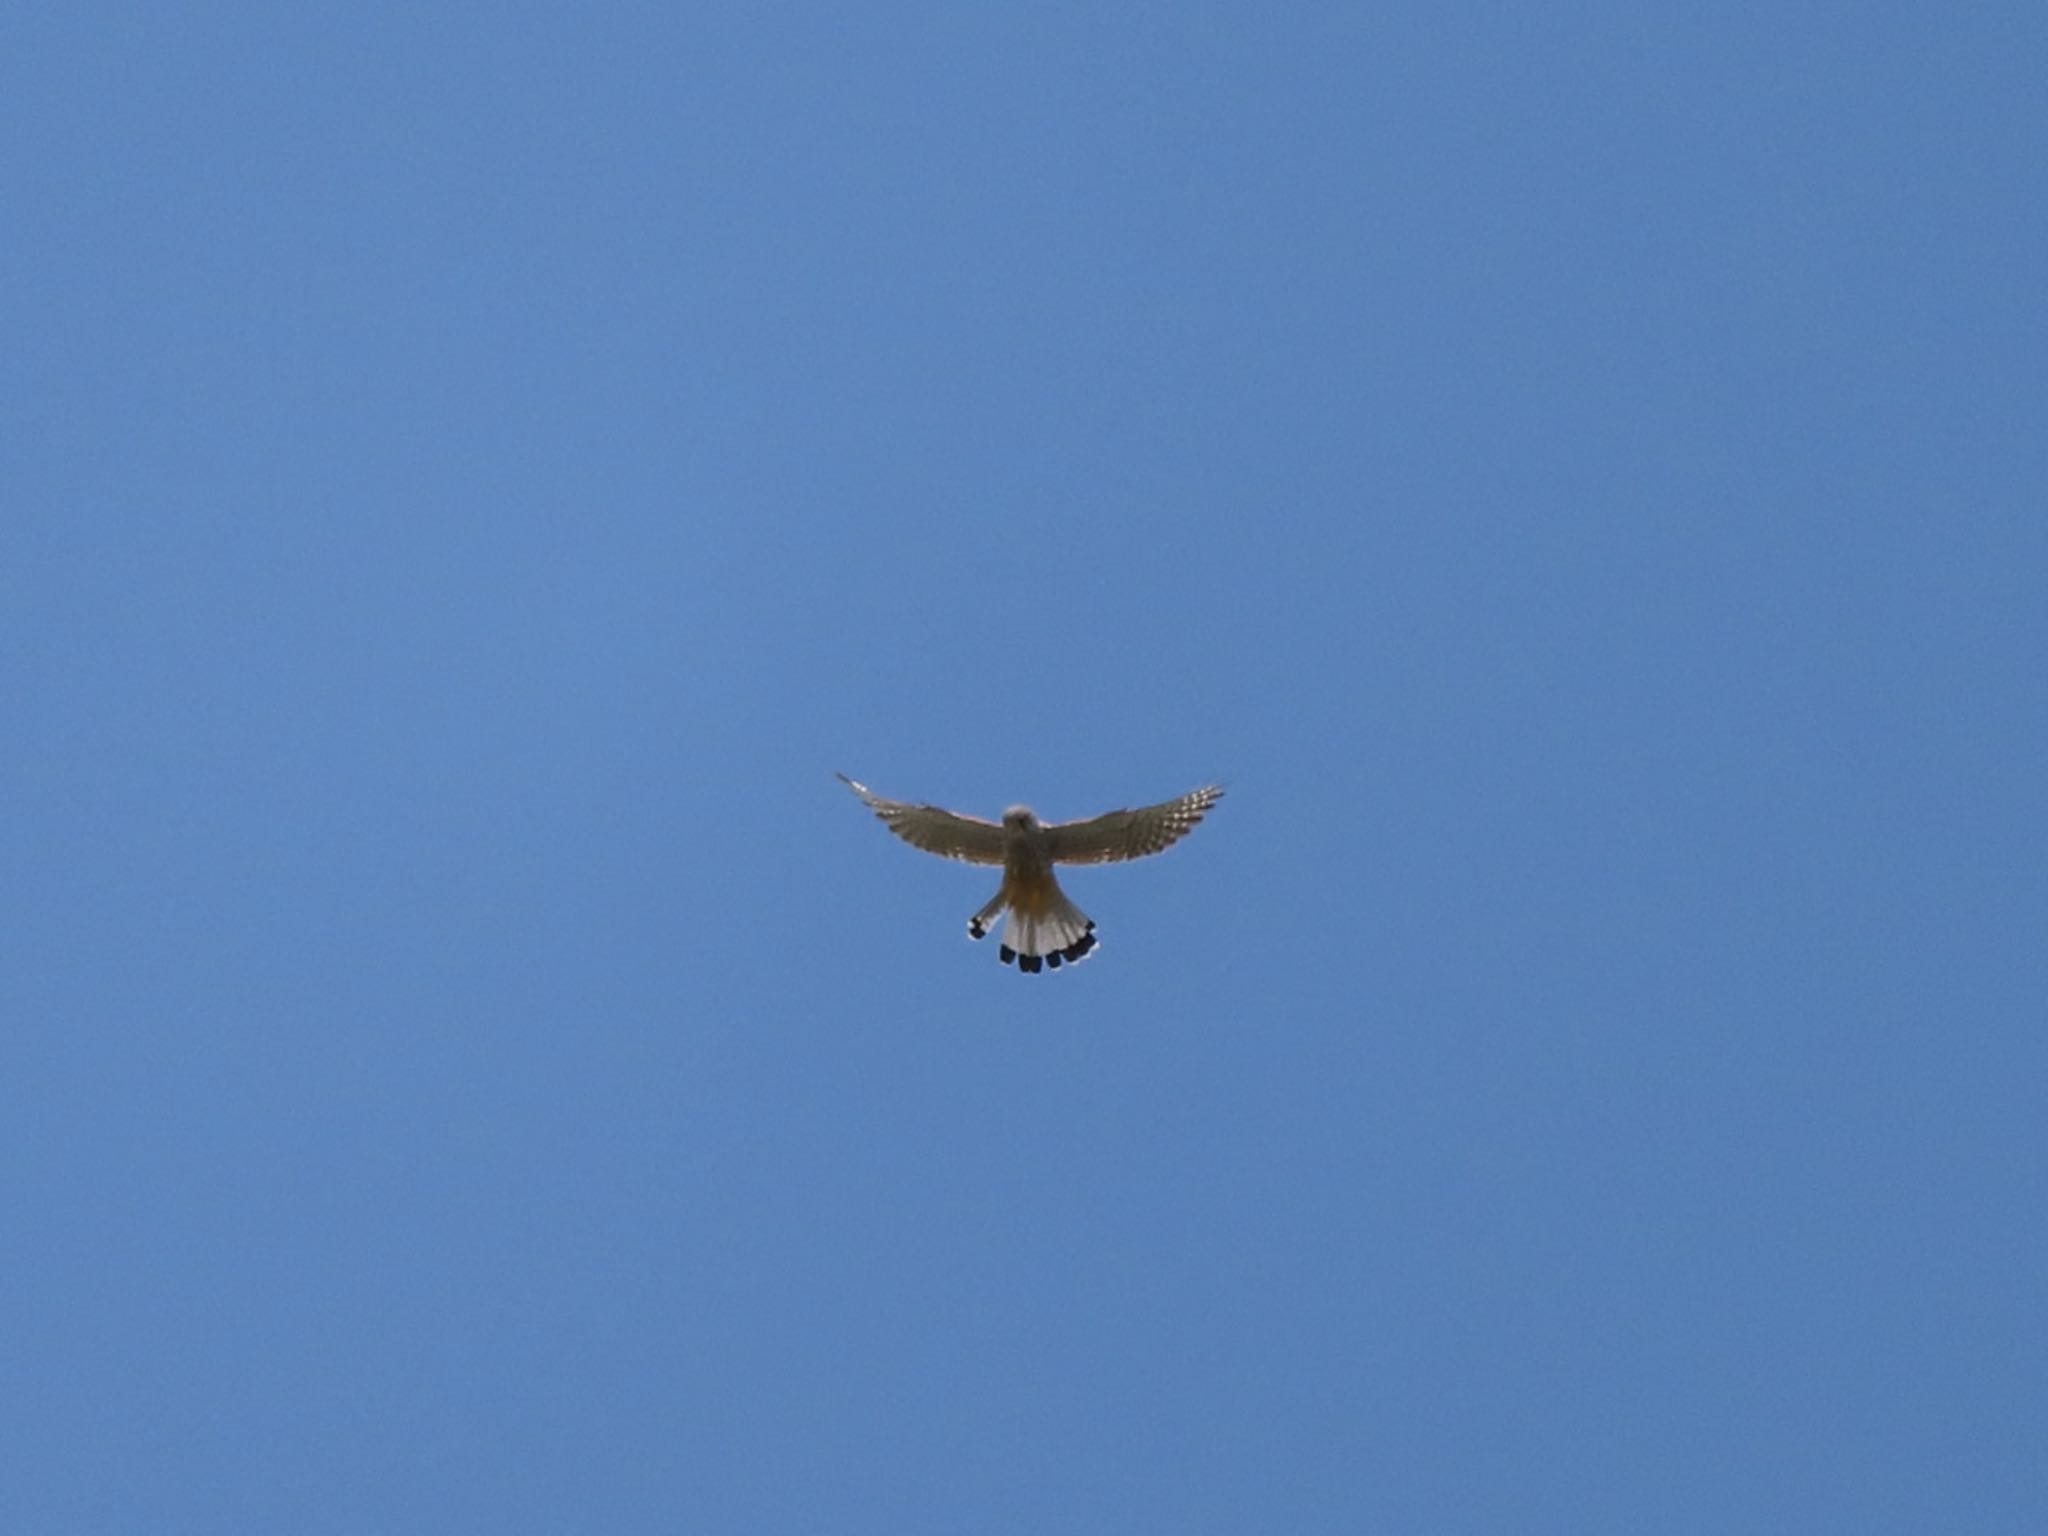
{"left": 4, "top": 3, "right": 2043, "bottom": 1530}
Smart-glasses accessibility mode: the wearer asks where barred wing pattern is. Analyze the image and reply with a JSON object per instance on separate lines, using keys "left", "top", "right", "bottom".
{"left": 835, "top": 774, "right": 1007, "bottom": 865}
{"left": 1045, "top": 785, "right": 1225, "bottom": 865}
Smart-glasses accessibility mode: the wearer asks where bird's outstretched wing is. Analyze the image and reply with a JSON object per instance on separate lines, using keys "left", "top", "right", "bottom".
{"left": 1044, "top": 785, "right": 1224, "bottom": 865}
{"left": 836, "top": 774, "right": 1007, "bottom": 865}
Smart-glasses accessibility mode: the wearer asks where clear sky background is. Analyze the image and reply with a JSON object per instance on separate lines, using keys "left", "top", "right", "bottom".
{"left": 4, "top": 4, "right": 2043, "bottom": 1531}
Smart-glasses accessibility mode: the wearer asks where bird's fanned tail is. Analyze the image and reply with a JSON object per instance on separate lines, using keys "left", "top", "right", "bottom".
{"left": 988, "top": 876, "right": 1097, "bottom": 975}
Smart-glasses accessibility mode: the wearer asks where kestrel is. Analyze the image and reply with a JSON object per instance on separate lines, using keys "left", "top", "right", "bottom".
{"left": 836, "top": 774, "right": 1224, "bottom": 973}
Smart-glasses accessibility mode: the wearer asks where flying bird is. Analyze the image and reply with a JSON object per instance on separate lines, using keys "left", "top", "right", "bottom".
{"left": 836, "top": 774, "right": 1224, "bottom": 973}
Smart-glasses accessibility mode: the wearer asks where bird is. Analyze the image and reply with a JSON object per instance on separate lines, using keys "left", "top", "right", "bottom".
{"left": 836, "top": 774, "right": 1224, "bottom": 973}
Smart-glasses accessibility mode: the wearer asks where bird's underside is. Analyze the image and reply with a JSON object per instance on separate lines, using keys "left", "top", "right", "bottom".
{"left": 836, "top": 774, "right": 1223, "bottom": 973}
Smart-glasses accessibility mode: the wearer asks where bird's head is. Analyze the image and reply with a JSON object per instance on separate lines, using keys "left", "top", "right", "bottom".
{"left": 1002, "top": 805, "right": 1039, "bottom": 831}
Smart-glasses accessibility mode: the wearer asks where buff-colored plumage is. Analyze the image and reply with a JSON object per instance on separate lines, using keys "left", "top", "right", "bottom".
{"left": 833, "top": 778, "right": 1007, "bottom": 864}
{"left": 1042, "top": 786, "right": 1225, "bottom": 864}
{"left": 836, "top": 774, "right": 1223, "bottom": 973}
